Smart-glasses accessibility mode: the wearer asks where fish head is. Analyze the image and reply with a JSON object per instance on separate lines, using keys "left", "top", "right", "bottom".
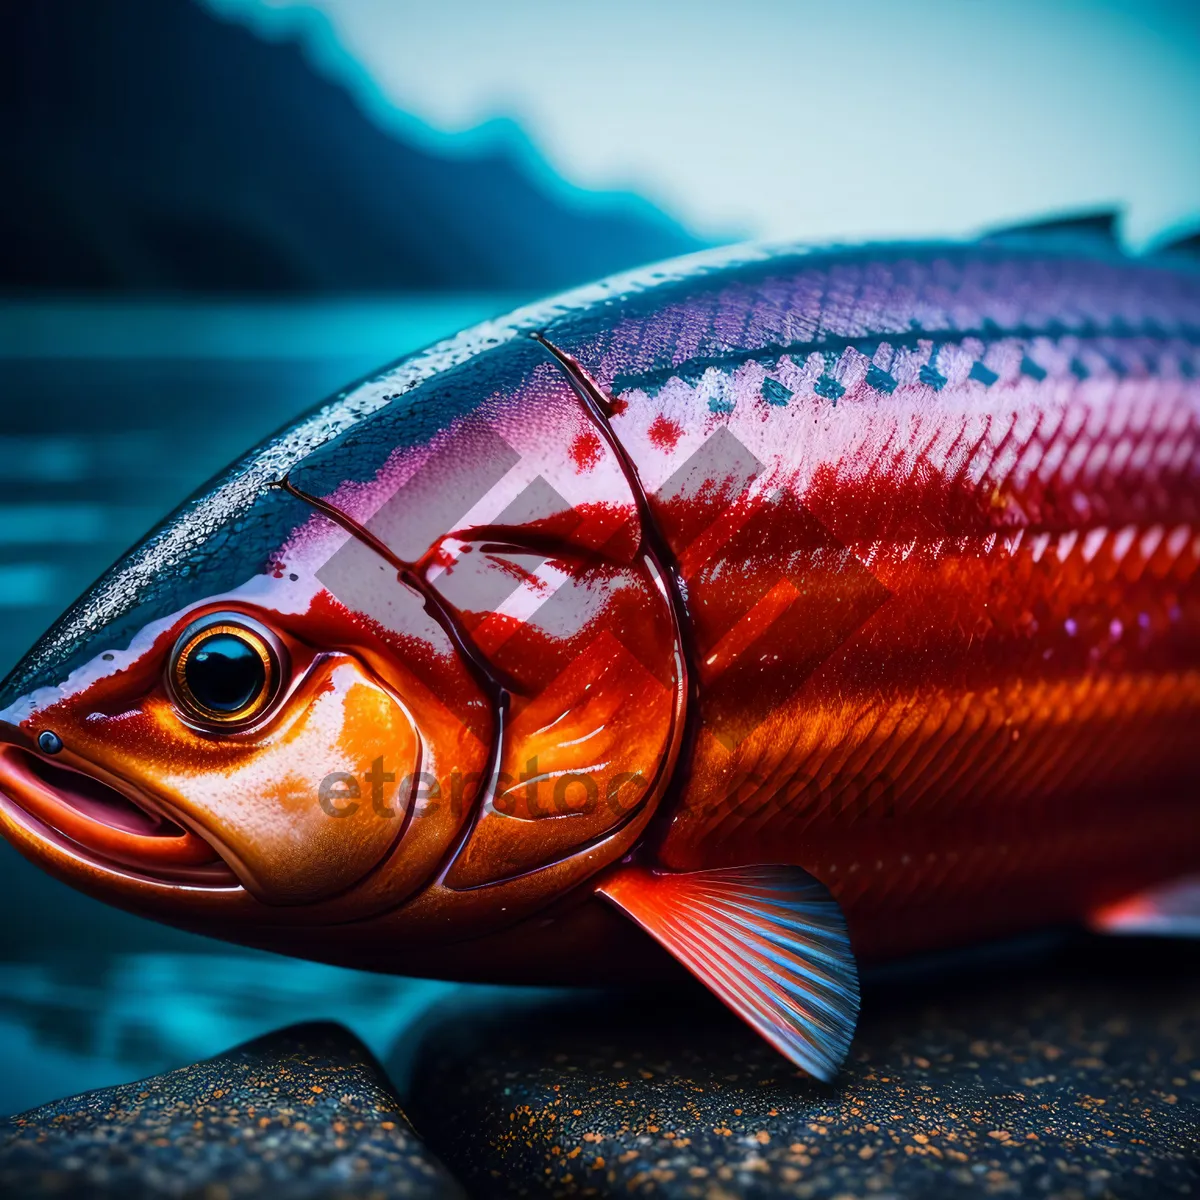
{"left": 0, "top": 476, "right": 486, "bottom": 943}
{"left": 0, "top": 336, "right": 685, "bottom": 966}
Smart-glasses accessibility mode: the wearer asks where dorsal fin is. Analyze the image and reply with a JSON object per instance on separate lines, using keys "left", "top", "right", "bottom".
{"left": 596, "top": 864, "right": 860, "bottom": 1081}
{"left": 983, "top": 210, "right": 1121, "bottom": 246}
{"left": 1155, "top": 227, "right": 1200, "bottom": 258}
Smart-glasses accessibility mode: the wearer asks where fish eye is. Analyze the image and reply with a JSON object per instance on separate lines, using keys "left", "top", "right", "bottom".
{"left": 168, "top": 612, "right": 286, "bottom": 728}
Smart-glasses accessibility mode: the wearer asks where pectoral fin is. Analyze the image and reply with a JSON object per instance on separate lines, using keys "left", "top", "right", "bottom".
{"left": 1089, "top": 876, "right": 1200, "bottom": 937}
{"left": 596, "top": 863, "right": 859, "bottom": 1081}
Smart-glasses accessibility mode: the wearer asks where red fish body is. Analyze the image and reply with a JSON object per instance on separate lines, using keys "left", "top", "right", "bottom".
{"left": 2, "top": 226, "right": 1198, "bottom": 1077}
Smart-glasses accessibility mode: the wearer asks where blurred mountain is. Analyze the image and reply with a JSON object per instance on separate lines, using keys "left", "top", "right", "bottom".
{"left": 0, "top": 0, "right": 702, "bottom": 293}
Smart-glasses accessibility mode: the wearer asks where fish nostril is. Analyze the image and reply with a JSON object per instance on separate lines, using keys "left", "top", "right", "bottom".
{"left": 37, "top": 731, "right": 63, "bottom": 755}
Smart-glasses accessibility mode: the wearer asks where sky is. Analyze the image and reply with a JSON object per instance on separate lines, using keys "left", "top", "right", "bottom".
{"left": 191, "top": 1, "right": 1200, "bottom": 249}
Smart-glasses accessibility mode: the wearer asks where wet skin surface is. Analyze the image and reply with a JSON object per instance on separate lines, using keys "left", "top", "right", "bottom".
{"left": 1, "top": 241, "right": 1197, "bottom": 977}
{"left": 0, "top": 242, "right": 1196, "bottom": 1122}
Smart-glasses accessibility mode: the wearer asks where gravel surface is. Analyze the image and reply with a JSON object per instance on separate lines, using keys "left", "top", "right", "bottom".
{"left": 3, "top": 941, "right": 1196, "bottom": 1198}
{"left": 408, "top": 939, "right": 1199, "bottom": 1199}
{"left": 1, "top": 1020, "right": 463, "bottom": 1199}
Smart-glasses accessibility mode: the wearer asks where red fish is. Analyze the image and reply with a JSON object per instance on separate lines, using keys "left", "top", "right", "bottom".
{"left": 2, "top": 222, "right": 1198, "bottom": 1080}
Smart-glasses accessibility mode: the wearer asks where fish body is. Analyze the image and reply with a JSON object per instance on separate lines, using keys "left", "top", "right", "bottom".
{"left": 2, "top": 227, "right": 1198, "bottom": 1077}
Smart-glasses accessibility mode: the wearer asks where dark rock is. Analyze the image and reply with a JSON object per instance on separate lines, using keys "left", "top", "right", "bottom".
{"left": 1, "top": 1021, "right": 464, "bottom": 1199}
{"left": 409, "top": 939, "right": 1199, "bottom": 1198}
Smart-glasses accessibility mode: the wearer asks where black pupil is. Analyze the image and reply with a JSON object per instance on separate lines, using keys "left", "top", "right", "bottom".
{"left": 185, "top": 633, "right": 266, "bottom": 715}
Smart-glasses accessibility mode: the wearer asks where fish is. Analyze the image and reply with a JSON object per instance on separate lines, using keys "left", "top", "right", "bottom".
{"left": 2, "top": 215, "right": 1198, "bottom": 1081}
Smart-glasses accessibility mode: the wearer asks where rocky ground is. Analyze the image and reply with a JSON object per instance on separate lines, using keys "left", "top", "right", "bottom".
{"left": 0, "top": 1022, "right": 463, "bottom": 1199}
{"left": 2, "top": 938, "right": 1196, "bottom": 1198}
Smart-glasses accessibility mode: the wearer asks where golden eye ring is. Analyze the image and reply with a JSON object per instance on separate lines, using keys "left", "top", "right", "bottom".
{"left": 168, "top": 612, "right": 286, "bottom": 728}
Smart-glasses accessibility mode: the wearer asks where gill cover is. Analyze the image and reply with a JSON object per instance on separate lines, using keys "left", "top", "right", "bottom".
{"left": 285, "top": 337, "right": 686, "bottom": 902}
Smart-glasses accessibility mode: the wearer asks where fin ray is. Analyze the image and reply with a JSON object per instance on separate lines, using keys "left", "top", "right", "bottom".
{"left": 693, "top": 918, "right": 850, "bottom": 1026}
{"left": 597, "top": 864, "right": 860, "bottom": 1080}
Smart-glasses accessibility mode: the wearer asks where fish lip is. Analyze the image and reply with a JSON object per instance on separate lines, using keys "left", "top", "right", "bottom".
{"left": 0, "top": 738, "right": 242, "bottom": 890}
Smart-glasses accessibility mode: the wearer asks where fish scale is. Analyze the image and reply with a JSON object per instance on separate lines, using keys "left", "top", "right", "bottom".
{"left": 533, "top": 245, "right": 1199, "bottom": 976}
{"left": 1, "top": 231, "right": 1198, "bottom": 1079}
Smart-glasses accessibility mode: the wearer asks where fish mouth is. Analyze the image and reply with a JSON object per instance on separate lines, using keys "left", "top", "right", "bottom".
{"left": 0, "top": 743, "right": 239, "bottom": 887}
